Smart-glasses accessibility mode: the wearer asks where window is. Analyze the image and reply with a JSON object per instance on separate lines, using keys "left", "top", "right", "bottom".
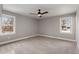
{"left": 0, "top": 14, "right": 15, "bottom": 35}
{"left": 60, "top": 16, "right": 72, "bottom": 33}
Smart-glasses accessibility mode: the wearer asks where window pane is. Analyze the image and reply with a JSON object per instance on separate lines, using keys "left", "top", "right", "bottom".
{"left": 60, "top": 16, "right": 72, "bottom": 33}
{"left": 0, "top": 14, "right": 15, "bottom": 35}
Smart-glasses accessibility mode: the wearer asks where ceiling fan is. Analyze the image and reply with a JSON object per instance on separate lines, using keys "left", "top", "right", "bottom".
{"left": 30, "top": 9, "right": 48, "bottom": 17}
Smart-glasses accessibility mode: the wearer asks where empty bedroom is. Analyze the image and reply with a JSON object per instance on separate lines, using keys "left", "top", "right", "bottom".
{"left": 0, "top": 4, "right": 79, "bottom": 54}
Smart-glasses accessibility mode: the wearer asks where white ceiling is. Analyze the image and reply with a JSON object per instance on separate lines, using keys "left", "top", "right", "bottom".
{"left": 2, "top": 4, "right": 79, "bottom": 19}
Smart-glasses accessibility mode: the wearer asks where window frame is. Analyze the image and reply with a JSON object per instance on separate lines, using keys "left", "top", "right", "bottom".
{"left": 60, "top": 16, "right": 73, "bottom": 34}
{"left": 0, "top": 14, "right": 16, "bottom": 35}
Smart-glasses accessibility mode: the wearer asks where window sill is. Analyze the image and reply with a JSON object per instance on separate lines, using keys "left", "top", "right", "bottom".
{"left": 60, "top": 31, "right": 72, "bottom": 34}
{"left": 0, "top": 32, "right": 16, "bottom": 36}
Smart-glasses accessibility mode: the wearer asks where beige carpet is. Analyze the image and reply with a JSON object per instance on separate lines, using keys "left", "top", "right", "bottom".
{"left": 0, "top": 36, "right": 78, "bottom": 54}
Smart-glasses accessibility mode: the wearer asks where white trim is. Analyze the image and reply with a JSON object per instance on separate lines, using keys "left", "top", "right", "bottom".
{"left": 38, "top": 34, "right": 76, "bottom": 42}
{"left": 0, "top": 34, "right": 76, "bottom": 45}
{"left": 75, "top": 11, "right": 79, "bottom": 48}
{"left": 0, "top": 14, "right": 16, "bottom": 35}
{"left": 0, "top": 34, "right": 38, "bottom": 45}
{"left": 60, "top": 16, "right": 73, "bottom": 34}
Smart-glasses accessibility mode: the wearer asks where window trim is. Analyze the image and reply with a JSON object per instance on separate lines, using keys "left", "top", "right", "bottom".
{"left": 60, "top": 16, "right": 73, "bottom": 34}
{"left": 0, "top": 14, "right": 16, "bottom": 35}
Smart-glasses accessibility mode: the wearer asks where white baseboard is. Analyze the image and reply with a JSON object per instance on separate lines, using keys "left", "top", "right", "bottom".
{"left": 0, "top": 34, "right": 38, "bottom": 45}
{"left": 38, "top": 34, "right": 76, "bottom": 42}
{"left": 0, "top": 34, "right": 76, "bottom": 45}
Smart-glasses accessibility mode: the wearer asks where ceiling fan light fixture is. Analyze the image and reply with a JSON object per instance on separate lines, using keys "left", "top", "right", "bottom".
{"left": 30, "top": 9, "right": 48, "bottom": 18}
{"left": 38, "top": 14, "right": 41, "bottom": 17}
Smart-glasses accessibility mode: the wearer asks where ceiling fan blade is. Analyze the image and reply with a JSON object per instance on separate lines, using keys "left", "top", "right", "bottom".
{"left": 42, "top": 11, "right": 48, "bottom": 15}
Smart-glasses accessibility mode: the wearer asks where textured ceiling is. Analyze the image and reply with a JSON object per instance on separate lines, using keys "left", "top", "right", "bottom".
{"left": 2, "top": 4, "right": 79, "bottom": 19}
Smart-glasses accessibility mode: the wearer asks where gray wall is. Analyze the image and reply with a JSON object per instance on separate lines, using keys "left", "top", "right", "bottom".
{"left": 0, "top": 8, "right": 76, "bottom": 42}
{"left": 76, "top": 9, "right": 79, "bottom": 48}
{"left": 0, "top": 10, "right": 38, "bottom": 42}
{"left": 39, "top": 13, "right": 76, "bottom": 40}
{"left": 0, "top": 5, "right": 2, "bottom": 15}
